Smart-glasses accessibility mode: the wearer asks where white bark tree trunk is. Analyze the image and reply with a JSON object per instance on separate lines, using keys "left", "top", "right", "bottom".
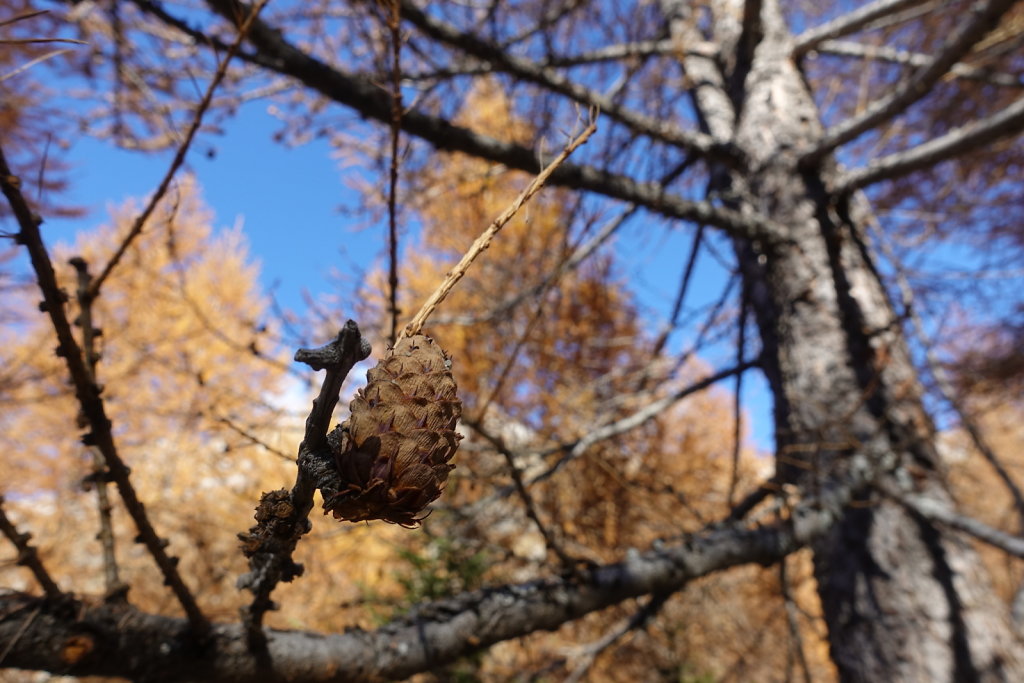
{"left": 674, "top": 0, "right": 1024, "bottom": 678}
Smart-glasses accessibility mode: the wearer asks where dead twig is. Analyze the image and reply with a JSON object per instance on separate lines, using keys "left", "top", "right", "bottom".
{"left": 402, "top": 114, "right": 598, "bottom": 337}
{"left": 0, "top": 497, "right": 63, "bottom": 600}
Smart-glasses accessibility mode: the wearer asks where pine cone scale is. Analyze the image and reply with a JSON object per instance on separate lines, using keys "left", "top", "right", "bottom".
{"left": 325, "top": 334, "right": 462, "bottom": 527}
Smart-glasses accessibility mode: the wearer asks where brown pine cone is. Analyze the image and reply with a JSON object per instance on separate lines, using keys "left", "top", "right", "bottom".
{"left": 324, "top": 334, "right": 462, "bottom": 527}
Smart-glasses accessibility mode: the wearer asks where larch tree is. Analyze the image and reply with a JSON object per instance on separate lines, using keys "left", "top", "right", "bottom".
{"left": 1, "top": 1, "right": 1023, "bottom": 682}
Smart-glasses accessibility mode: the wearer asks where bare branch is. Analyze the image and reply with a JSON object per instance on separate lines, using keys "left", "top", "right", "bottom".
{"left": 87, "top": 0, "right": 269, "bottom": 299}
{"left": 792, "top": 0, "right": 935, "bottom": 56}
{"left": 563, "top": 591, "right": 672, "bottom": 683}
{"left": 70, "top": 258, "right": 126, "bottom": 602}
{"left": 0, "top": 497, "right": 63, "bottom": 600}
{"left": 803, "top": 0, "right": 1019, "bottom": 165}
{"left": 403, "top": 117, "right": 597, "bottom": 337}
{"left": 814, "top": 39, "right": 1024, "bottom": 89}
{"left": 237, "top": 323, "right": 371, "bottom": 645}
{"left": 879, "top": 483, "right": 1024, "bottom": 558}
{"left": 837, "top": 95, "right": 1024, "bottom": 191}
{"left": 464, "top": 417, "right": 579, "bottom": 569}
{"left": 0, "top": 489, "right": 854, "bottom": 681}
{"left": 138, "top": 0, "right": 772, "bottom": 240}
{"left": 397, "top": 0, "right": 737, "bottom": 162}
{"left": 0, "top": 142, "right": 209, "bottom": 638}
{"left": 529, "top": 359, "right": 759, "bottom": 488}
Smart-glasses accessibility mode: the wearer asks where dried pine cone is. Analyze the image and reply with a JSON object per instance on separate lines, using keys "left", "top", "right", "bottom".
{"left": 324, "top": 334, "right": 462, "bottom": 527}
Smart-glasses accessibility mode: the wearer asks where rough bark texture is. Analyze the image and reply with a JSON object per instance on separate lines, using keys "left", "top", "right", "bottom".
{"left": 679, "top": 0, "right": 1024, "bottom": 679}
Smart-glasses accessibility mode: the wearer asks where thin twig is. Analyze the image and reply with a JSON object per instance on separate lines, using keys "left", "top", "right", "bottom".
{"left": 563, "top": 591, "right": 672, "bottom": 683}
{"left": 402, "top": 115, "right": 598, "bottom": 337}
{"left": 70, "top": 257, "right": 125, "bottom": 601}
{"left": 527, "top": 360, "right": 759, "bottom": 488}
{"left": 728, "top": 293, "right": 748, "bottom": 507}
{"left": 463, "top": 417, "right": 578, "bottom": 569}
{"left": 0, "top": 142, "right": 210, "bottom": 638}
{"left": 217, "top": 414, "right": 296, "bottom": 462}
{"left": 0, "top": 497, "right": 63, "bottom": 599}
{"left": 1, "top": 48, "right": 73, "bottom": 82}
{"left": 385, "top": 0, "right": 402, "bottom": 346}
{"left": 87, "top": 0, "right": 269, "bottom": 299}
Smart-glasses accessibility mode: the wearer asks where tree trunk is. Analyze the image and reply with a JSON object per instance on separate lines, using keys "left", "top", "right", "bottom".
{"left": 671, "top": 0, "right": 1024, "bottom": 678}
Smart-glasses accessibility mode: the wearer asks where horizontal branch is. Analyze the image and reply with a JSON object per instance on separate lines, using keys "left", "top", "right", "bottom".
{"left": 837, "top": 94, "right": 1024, "bottom": 191}
{"left": 0, "top": 494, "right": 845, "bottom": 681}
{"left": 792, "top": 0, "right": 934, "bottom": 56}
{"left": 814, "top": 39, "right": 1024, "bottom": 89}
{"left": 541, "top": 38, "right": 715, "bottom": 67}
{"left": 803, "top": 0, "right": 1018, "bottom": 164}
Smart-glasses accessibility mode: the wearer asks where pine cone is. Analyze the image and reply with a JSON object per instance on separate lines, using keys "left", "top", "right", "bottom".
{"left": 324, "top": 334, "right": 462, "bottom": 527}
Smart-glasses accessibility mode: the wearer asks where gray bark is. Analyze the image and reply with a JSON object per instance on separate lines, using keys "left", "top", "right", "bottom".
{"left": 680, "top": 0, "right": 1023, "bottom": 679}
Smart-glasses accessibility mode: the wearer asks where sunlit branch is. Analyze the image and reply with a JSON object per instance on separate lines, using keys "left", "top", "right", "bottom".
{"left": 814, "top": 39, "right": 1024, "bottom": 89}
{"left": 431, "top": 206, "right": 636, "bottom": 327}
{"left": 0, "top": 497, "right": 63, "bottom": 600}
{"left": 541, "top": 38, "right": 715, "bottom": 67}
{"left": 837, "top": 95, "right": 1024, "bottom": 192}
{"left": 0, "top": 142, "right": 210, "bottom": 638}
{"left": 563, "top": 591, "right": 672, "bottom": 683}
{"left": 87, "top": 0, "right": 269, "bottom": 300}
{"left": 403, "top": 118, "right": 597, "bottom": 337}
{"left": 878, "top": 482, "right": 1024, "bottom": 558}
{"left": 397, "top": 0, "right": 737, "bottom": 163}
{"left": 792, "top": 0, "right": 935, "bottom": 56}
{"left": 528, "top": 359, "right": 759, "bottom": 488}
{"left": 0, "top": 473, "right": 864, "bottom": 680}
{"left": 803, "top": 0, "right": 1019, "bottom": 165}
